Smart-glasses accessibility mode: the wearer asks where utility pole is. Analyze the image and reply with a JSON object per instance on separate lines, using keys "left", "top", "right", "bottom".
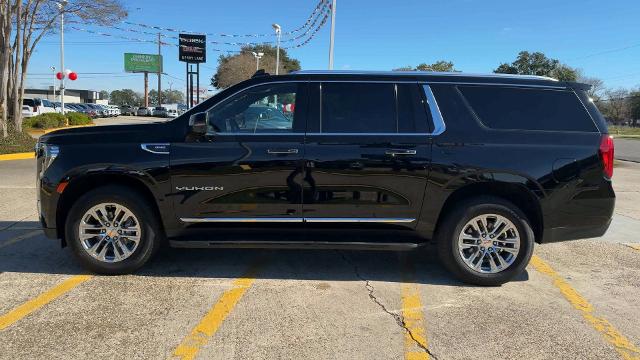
{"left": 58, "top": 1, "right": 67, "bottom": 112}
{"left": 328, "top": 0, "right": 336, "bottom": 70}
{"left": 144, "top": 72, "right": 148, "bottom": 107}
{"left": 157, "top": 32, "right": 162, "bottom": 107}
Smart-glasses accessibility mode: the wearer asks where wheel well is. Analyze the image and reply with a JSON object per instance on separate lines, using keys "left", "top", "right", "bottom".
{"left": 434, "top": 182, "right": 544, "bottom": 243}
{"left": 56, "top": 174, "right": 162, "bottom": 245}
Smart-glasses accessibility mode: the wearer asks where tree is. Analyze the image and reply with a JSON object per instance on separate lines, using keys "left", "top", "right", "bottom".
{"left": 598, "top": 89, "right": 630, "bottom": 125}
{"left": 99, "top": 90, "right": 110, "bottom": 101}
{"left": 0, "top": 0, "right": 127, "bottom": 136}
{"left": 109, "top": 89, "right": 142, "bottom": 106}
{"left": 393, "top": 61, "right": 458, "bottom": 72}
{"left": 494, "top": 51, "right": 578, "bottom": 81}
{"left": 148, "top": 89, "right": 184, "bottom": 105}
{"left": 211, "top": 45, "right": 301, "bottom": 89}
{"left": 629, "top": 91, "right": 640, "bottom": 127}
{"left": 577, "top": 74, "right": 605, "bottom": 100}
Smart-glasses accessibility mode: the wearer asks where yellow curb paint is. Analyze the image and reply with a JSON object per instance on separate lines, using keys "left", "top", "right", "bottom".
{"left": 530, "top": 255, "right": 640, "bottom": 360}
{"left": 171, "top": 261, "right": 263, "bottom": 360}
{"left": 0, "top": 275, "right": 92, "bottom": 330}
{"left": 0, "top": 230, "right": 42, "bottom": 250}
{"left": 401, "top": 258, "right": 429, "bottom": 360}
{"left": 0, "top": 152, "right": 34, "bottom": 161}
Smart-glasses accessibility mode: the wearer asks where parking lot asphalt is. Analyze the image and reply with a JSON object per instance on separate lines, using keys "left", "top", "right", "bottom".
{"left": 615, "top": 138, "right": 640, "bottom": 163}
{"left": 1, "top": 152, "right": 640, "bottom": 359}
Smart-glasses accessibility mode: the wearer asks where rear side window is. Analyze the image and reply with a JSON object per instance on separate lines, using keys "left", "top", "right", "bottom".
{"left": 459, "top": 86, "right": 597, "bottom": 132}
{"left": 321, "top": 83, "right": 395, "bottom": 133}
{"left": 319, "top": 83, "right": 430, "bottom": 134}
{"left": 23, "top": 99, "right": 35, "bottom": 107}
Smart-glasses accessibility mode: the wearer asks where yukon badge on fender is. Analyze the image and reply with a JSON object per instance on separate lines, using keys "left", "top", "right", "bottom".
{"left": 176, "top": 186, "right": 224, "bottom": 191}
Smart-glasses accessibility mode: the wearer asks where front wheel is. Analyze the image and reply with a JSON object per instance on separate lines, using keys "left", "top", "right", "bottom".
{"left": 65, "top": 186, "right": 162, "bottom": 275}
{"left": 436, "top": 196, "right": 534, "bottom": 286}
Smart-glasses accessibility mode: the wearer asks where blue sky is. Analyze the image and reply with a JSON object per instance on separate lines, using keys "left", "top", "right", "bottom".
{"left": 27, "top": 0, "right": 640, "bottom": 94}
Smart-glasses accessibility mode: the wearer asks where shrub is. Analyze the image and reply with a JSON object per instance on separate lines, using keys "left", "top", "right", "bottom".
{"left": 0, "top": 126, "right": 37, "bottom": 154}
{"left": 22, "top": 113, "right": 66, "bottom": 129}
{"left": 66, "top": 112, "right": 92, "bottom": 126}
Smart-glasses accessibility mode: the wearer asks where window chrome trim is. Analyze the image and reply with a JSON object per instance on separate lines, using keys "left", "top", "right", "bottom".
{"left": 305, "top": 132, "right": 430, "bottom": 136}
{"left": 422, "top": 85, "right": 446, "bottom": 136}
{"left": 425, "top": 81, "right": 566, "bottom": 90}
{"left": 140, "top": 143, "right": 170, "bottom": 154}
{"left": 180, "top": 217, "right": 415, "bottom": 224}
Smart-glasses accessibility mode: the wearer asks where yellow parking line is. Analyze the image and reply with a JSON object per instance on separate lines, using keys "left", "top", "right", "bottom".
{"left": 0, "top": 230, "right": 42, "bottom": 250}
{"left": 171, "top": 261, "right": 263, "bottom": 360}
{"left": 530, "top": 255, "right": 640, "bottom": 360}
{"left": 402, "top": 281, "right": 429, "bottom": 360}
{"left": 0, "top": 152, "right": 34, "bottom": 161}
{"left": 0, "top": 275, "right": 92, "bottom": 330}
{"left": 625, "top": 244, "right": 640, "bottom": 251}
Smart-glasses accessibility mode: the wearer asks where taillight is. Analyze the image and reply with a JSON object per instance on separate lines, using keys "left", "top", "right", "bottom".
{"left": 599, "top": 135, "right": 614, "bottom": 179}
{"left": 33, "top": 106, "right": 37, "bottom": 112}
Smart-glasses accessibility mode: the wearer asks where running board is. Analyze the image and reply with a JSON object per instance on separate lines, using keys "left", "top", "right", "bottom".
{"left": 169, "top": 240, "right": 422, "bottom": 251}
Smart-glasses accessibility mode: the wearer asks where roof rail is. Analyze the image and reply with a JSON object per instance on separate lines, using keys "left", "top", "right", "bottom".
{"left": 289, "top": 70, "right": 558, "bottom": 81}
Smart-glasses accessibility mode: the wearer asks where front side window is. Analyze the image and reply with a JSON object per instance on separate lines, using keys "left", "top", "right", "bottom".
{"left": 207, "top": 83, "right": 298, "bottom": 134}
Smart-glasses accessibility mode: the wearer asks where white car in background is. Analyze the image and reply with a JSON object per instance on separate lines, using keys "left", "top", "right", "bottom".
{"left": 167, "top": 109, "right": 179, "bottom": 118}
{"left": 22, "top": 98, "right": 57, "bottom": 117}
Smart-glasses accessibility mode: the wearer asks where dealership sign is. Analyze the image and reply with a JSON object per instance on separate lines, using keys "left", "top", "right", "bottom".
{"left": 124, "top": 53, "right": 162, "bottom": 73}
{"left": 179, "top": 34, "right": 206, "bottom": 63}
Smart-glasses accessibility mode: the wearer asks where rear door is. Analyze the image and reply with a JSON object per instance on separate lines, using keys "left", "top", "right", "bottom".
{"left": 302, "top": 81, "right": 432, "bottom": 229}
{"left": 170, "top": 81, "right": 308, "bottom": 225}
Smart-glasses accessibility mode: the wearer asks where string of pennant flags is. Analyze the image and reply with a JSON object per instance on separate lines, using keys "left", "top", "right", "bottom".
{"left": 105, "top": 4, "right": 330, "bottom": 48}
{"left": 70, "top": 5, "right": 331, "bottom": 53}
{"left": 121, "top": 0, "right": 330, "bottom": 39}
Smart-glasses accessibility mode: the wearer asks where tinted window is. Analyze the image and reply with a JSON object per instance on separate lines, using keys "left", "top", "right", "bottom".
{"left": 208, "top": 83, "right": 298, "bottom": 134}
{"left": 321, "top": 83, "right": 395, "bottom": 133}
{"left": 42, "top": 99, "right": 52, "bottom": 107}
{"left": 397, "top": 84, "right": 431, "bottom": 133}
{"left": 459, "top": 86, "right": 597, "bottom": 132}
{"left": 23, "top": 99, "right": 35, "bottom": 107}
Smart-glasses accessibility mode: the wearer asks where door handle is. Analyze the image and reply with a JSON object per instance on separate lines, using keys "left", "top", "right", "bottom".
{"left": 267, "top": 148, "right": 299, "bottom": 155}
{"left": 385, "top": 149, "right": 417, "bottom": 156}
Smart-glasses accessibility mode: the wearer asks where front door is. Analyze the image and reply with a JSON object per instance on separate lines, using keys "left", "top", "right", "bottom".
{"left": 170, "top": 82, "right": 307, "bottom": 225}
{"left": 302, "top": 82, "right": 432, "bottom": 229}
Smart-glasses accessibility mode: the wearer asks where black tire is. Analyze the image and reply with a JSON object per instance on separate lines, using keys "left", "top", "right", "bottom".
{"left": 65, "top": 185, "right": 162, "bottom": 275}
{"left": 435, "top": 196, "right": 534, "bottom": 286}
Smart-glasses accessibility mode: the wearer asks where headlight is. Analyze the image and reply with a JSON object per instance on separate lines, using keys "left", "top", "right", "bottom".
{"left": 37, "top": 143, "right": 59, "bottom": 173}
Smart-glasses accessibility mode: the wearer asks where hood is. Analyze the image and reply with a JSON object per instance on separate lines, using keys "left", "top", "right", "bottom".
{"left": 39, "top": 122, "right": 172, "bottom": 145}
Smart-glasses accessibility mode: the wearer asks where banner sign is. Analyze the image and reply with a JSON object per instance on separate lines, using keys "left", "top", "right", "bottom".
{"left": 124, "top": 53, "right": 162, "bottom": 73}
{"left": 179, "top": 34, "right": 206, "bottom": 63}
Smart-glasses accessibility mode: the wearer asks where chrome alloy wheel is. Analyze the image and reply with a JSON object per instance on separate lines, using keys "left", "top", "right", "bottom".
{"left": 457, "top": 214, "right": 520, "bottom": 274}
{"left": 78, "top": 203, "right": 142, "bottom": 263}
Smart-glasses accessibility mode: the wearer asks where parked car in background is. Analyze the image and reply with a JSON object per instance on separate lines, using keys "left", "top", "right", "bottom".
{"left": 22, "top": 98, "right": 57, "bottom": 117}
{"left": 152, "top": 106, "right": 168, "bottom": 117}
{"left": 137, "top": 107, "right": 152, "bottom": 116}
{"left": 167, "top": 109, "right": 179, "bottom": 118}
{"left": 86, "top": 104, "right": 106, "bottom": 117}
{"left": 74, "top": 104, "right": 98, "bottom": 118}
{"left": 107, "top": 105, "right": 121, "bottom": 116}
{"left": 120, "top": 105, "right": 136, "bottom": 116}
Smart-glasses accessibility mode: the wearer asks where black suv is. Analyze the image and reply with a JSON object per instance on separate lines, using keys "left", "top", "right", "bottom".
{"left": 36, "top": 71, "right": 615, "bottom": 285}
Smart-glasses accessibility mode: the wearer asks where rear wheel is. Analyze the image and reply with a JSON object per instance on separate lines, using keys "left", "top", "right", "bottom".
{"left": 436, "top": 196, "right": 534, "bottom": 286}
{"left": 65, "top": 186, "right": 162, "bottom": 275}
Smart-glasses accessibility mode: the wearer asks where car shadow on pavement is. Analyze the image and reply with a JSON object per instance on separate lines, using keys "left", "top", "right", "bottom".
{"left": 0, "top": 232, "right": 529, "bottom": 286}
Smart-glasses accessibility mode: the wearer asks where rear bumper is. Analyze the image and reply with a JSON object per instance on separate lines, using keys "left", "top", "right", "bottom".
{"left": 541, "top": 217, "right": 612, "bottom": 243}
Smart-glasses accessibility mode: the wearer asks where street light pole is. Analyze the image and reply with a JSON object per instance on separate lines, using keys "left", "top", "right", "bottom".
{"left": 272, "top": 24, "right": 281, "bottom": 75}
{"left": 58, "top": 1, "right": 67, "bottom": 113}
{"left": 328, "top": 0, "right": 336, "bottom": 70}
{"left": 252, "top": 51, "right": 264, "bottom": 71}
{"left": 51, "top": 66, "right": 56, "bottom": 101}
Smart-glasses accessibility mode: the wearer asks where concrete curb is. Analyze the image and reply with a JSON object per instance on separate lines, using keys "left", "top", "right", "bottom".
{"left": 26, "top": 123, "right": 95, "bottom": 137}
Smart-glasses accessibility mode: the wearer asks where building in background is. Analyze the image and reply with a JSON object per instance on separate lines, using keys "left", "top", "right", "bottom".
{"left": 24, "top": 87, "right": 108, "bottom": 104}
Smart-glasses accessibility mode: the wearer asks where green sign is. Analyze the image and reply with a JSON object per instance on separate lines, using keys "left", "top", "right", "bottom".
{"left": 124, "top": 53, "right": 162, "bottom": 73}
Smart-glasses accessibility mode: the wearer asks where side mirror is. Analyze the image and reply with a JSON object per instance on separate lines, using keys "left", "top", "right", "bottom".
{"left": 188, "top": 112, "right": 208, "bottom": 135}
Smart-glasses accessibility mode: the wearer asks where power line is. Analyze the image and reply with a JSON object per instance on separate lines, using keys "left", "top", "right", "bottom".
{"left": 570, "top": 42, "right": 640, "bottom": 62}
